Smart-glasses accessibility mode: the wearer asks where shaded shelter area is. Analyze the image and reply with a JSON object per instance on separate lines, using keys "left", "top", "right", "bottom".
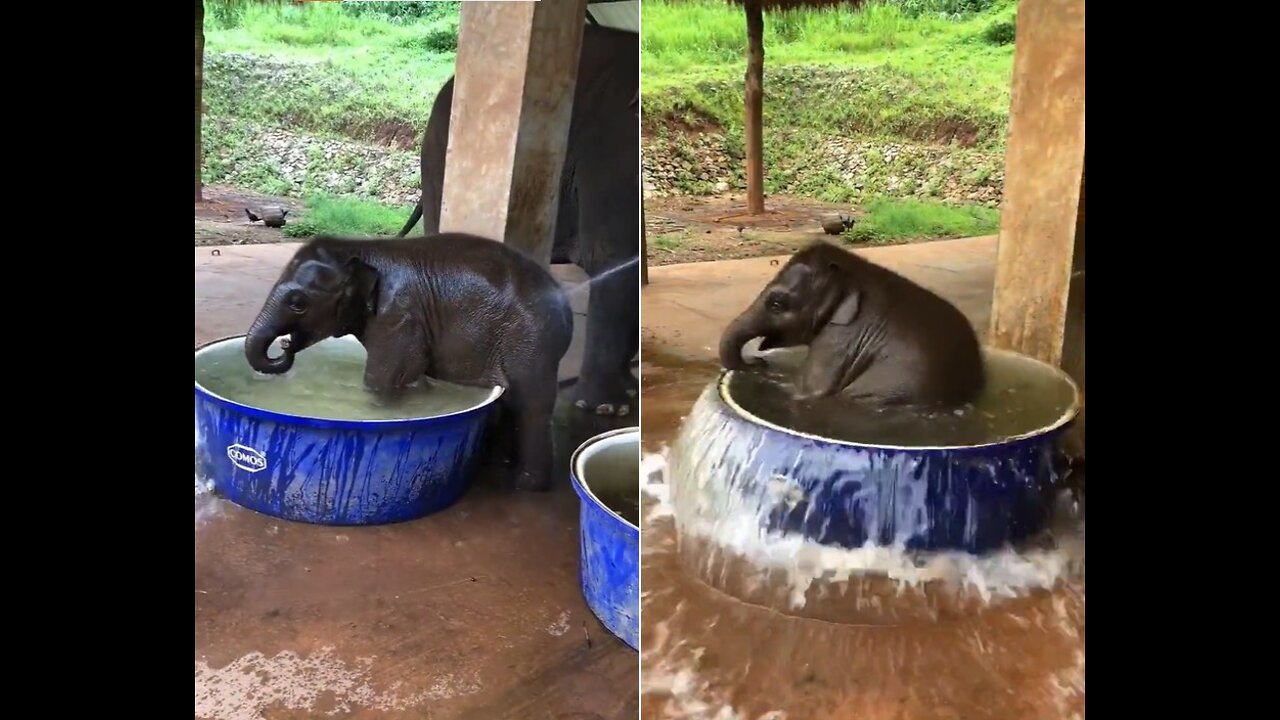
{"left": 196, "top": 1, "right": 641, "bottom": 718}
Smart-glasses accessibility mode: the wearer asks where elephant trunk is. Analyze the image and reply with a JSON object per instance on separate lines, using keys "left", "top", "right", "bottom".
{"left": 719, "top": 314, "right": 760, "bottom": 370}
{"left": 245, "top": 302, "right": 295, "bottom": 374}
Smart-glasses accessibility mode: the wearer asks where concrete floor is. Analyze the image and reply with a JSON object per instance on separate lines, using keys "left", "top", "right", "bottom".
{"left": 195, "top": 244, "right": 637, "bottom": 720}
{"left": 640, "top": 235, "right": 998, "bottom": 364}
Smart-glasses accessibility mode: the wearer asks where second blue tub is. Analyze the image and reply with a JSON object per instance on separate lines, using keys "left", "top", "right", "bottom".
{"left": 570, "top": 427, "right": 640, "bottom": 650}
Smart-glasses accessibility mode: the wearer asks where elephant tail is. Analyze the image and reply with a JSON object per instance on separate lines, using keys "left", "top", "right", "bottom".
{"left": 396, "top": 201, "right": 423, "bottom": 237}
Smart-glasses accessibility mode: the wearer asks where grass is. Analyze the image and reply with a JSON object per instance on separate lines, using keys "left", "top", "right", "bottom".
{"left": 844, "top": 197, "right": 999, "bottom": 244}
{"left": 642, "top": 0, "right": 1017, "bottom": 148}
{"left": 204, "top": 3, "right": 459, "bottom": 141}
{"left": 652, "top": 231, "right": 691, "bottom": 251}
{"left": 282, "top": 195, "right": 416, "bottom": 239}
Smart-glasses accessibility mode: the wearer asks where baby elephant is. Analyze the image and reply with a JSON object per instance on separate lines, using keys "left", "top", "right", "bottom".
{"left": 719, "top": 241, "right": 984, "bottom": 407}
{"left": 244, "top": 233, "right": 573, "bottom": 491}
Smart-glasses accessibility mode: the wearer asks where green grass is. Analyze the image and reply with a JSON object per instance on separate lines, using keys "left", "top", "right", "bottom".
{"left": 652, "top": 232, "right": 690, "bottom": 251}
{"left": 642, "top": 0, "right": 1017, "bottom": 148}
{"left": 844, "top": 197, "right": 999, "bottom": 244}
{"left": 282, "top": 195, "right": 416, "bottom": 239}
{"left": 204, "top": 3, "right": 459, "bottom": 141}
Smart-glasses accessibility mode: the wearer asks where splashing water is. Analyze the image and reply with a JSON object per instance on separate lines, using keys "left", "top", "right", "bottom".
{"left": 649, "top": 448, "right": 1082, "bottom": 617}
{"left": 587, "top": 256, "right": 641, "bottom": 286}
{"left": 195, "top": 337, "right": 497, "bottom": 421}
{"left": 640, "top": 347, "right": 1084, "bottom": 719}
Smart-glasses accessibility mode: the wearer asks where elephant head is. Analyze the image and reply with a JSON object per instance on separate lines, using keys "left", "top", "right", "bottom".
{"left": 245, "top": 242, "right": 380, "bottom": 374}
{"left": 719, "top": 245, "right": 861, "bottom": 370}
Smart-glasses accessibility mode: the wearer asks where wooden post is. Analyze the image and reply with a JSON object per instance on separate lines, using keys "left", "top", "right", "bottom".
{"left": 743, "top": 0, "right": 765, "bottom": 215}
{"left": 989, "top": 0, "right": 1085, "bottom": 454}
{"left": 439, "top": 0, "right": 590, "bottom": 265}
{"left": 641, "top": 196, "right": 649, "bottom": 285}
{"left": 195, "top": 0, "right": 205, "bottom": 203}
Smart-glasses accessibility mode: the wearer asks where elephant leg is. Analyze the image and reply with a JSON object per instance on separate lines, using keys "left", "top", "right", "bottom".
{"left": 573, "top": 258, "right": 639, "bottom": 417}
{"left": 419, "top": 79, "right": 453, "bottom": 237}
{"left": 794, "top": 330, "right": 873, "bottom": 402}
{"left": 511, "top": 369, "right": 559, "bottom": 491}
{"left": 569, "top": 135, "right": 640, "bottom": 417}
{"left": 485, "top": 401, "right": 518, "bottom": 468}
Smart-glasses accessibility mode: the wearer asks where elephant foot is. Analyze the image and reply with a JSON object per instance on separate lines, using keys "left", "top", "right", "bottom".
{"left": 573, "top": 399, "right": 631, "bottom": 417}
{"left": 570, "top": 374, "right": 633, "bottom": 417}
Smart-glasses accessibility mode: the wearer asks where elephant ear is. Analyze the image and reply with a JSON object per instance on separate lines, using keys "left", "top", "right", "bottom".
{"left": 828, "top": 291, "right": 861, "bottom": 326}
{"left": 337, "top": 257, "right": 380, "bottom": 333}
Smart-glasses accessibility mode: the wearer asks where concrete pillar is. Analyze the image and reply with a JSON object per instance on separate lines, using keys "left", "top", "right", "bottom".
{"left": 439, "top": 0, "right": 590, "bottom": 265}
{"left": 988, "top": 0, "right": 1085, "bottom": 457}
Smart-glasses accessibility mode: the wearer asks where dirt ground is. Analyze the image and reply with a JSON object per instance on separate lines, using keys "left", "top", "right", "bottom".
{"left": 200, "top": 186, "right": 876, "bottom": 264}
{"left": 195, "top": 186, "right": 306, "bottom": 246}
{"left": 646, "top": 193, "right": 889, "bottom": 266}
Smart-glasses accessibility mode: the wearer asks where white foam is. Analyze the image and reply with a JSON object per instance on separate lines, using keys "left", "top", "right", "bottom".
{"left": 648, "top": 446, "right": 1084, "bottom": 609}
{"left": 194, "top": 646, "right": 481, "bottom": 720}
{"left": 642, "top": 450, "right": 674, "bottom": 521}
{"left": 547, "top": 610, "right": 571, "bottom": 637}
{"left": 641, "top": 616, "right": 785, "bottom": 720}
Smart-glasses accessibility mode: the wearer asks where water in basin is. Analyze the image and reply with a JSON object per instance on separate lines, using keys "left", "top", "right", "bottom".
{"left": 581, "top": 438, "right": 641, "bottom": 526}
{"left": 729, "top": 346, "right": 1077, "bottom": 447}
{"left": 195, "top": 337, "right": 496, "bottom": 422}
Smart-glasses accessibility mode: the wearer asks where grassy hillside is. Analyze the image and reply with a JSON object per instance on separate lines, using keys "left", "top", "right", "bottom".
{"left": 200, "top": 2, "right": 460, "bottom": 237}
{"left": 641, "top": 0, "right": 1017, "bottom": 223}
{"left": 643, "top": 0, "right": 1016, "bottom": 146}
{"left": 198, "top": 0, "right": 1014, "bottom": 248}
{"left": 204, "top": 1, "right": 458, "bottom": 141}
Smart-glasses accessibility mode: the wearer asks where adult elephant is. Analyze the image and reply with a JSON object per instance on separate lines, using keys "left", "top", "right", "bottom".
{"left": 398, "top": 23, "right": 639, "bottom": 417}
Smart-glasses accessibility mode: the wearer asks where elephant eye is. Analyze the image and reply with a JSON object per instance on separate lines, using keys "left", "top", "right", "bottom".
{"left": 287, "top": 293, "right": 308, "bottom": 314}
{"left": 766, "top": 291, "right": 789, "bottom": 313}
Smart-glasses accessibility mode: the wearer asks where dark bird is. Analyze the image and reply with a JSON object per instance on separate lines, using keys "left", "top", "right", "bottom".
{"left": 821, "top": 213, "right": 856, "bottom": 235}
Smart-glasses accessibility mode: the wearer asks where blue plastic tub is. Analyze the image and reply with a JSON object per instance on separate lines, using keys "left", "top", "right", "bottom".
{"left": 194, "top": 335, "right": 503, "bottom": 525}
{"left": 670, "top": 348, "right": 1081, "bottom": 553}
{"left": 570, "top": 427, "right": 639, "bottom": 650}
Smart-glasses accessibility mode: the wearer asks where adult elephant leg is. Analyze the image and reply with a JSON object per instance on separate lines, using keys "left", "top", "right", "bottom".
{"left": 575, "top": 258, "right": 638, "bottom": 417}
{"left": 417, "top": 78, "right": 454, "bottom": 236}
{"left": 571, "top": 171, "right": 639, "bottom": 417}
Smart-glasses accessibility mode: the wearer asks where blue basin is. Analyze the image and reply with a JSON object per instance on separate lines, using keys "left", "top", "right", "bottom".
{"left": 669, "top": 348, "right": 1081, "bottom": 553}
{"left": 570, "top": 427, "right": 639, "bottom": 650}
{"left": 194, "top": 335, "right": 503, "bottom": 525}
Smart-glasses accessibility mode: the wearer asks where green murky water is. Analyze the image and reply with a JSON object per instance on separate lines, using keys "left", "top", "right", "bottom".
{"left": 581, "top": 438, "right": 640, "bottom": 526}
{"left": 195, "top": 337, "right": 497, "bottom": 421}
{"left": 728, "top": 348, "right": 1078, "bottom": 447}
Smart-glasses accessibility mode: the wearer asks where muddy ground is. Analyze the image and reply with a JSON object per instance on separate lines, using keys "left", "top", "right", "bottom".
{"left": 199, "top": 186, "right": 888, "bottom": 266}
{"left": 195, "top": 186, "right": 305, "bottom": 247}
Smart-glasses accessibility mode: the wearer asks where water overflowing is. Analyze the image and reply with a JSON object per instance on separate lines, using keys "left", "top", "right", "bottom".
{"left": 194, "top": 337, "right": 497, "bottom": 421}
{"left": 730, "top": 347, "right": 1078, "bottom": 447}
{"left": 640, "top": 348, "right": 1084, "bottom": 719}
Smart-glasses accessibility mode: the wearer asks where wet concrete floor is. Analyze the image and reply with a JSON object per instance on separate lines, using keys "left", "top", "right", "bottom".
{"left": 196, "top": 246, "right": 638, "bottom": 720}
{"left": 638, "top": 239, "right": 1084, "bottom": 719}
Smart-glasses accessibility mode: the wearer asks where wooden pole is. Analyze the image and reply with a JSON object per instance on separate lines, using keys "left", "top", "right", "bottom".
{"left": 641, "top": 196, "right": 649, "bottom": 285}
{"left": 195, "top": 0, "right": 205, "bottom": 203}
{"left": 439, "top": 0, "right": 590, "bottom": 265}
{"left": 988, "top": 0, "right": 1085, "bottom": 454}
{"left": 743, "top": 0, "right": 765, "bottom": 215}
